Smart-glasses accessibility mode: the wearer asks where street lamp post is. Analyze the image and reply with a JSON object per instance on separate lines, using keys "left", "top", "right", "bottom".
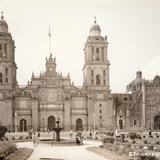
{"left": 14, "top": 112, "right": 17, "bottom": 132}
{"left": 93, "top": 113, "right": 95, "bottom": 133}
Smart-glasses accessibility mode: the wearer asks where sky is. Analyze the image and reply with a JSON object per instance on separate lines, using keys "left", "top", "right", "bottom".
{"left": 1, "top": 0, "right": 160, "bottom": 93}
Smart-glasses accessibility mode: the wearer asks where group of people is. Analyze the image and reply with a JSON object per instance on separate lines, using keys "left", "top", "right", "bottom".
{"left": 76, "top": 131, "right": 83, "bottom": 145}
{"left": 32, "top": 132, "right": 40, "bottom": 147}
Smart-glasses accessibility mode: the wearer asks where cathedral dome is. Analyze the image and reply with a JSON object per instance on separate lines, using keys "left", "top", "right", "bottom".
{"left": 89, "top": 17, "right": 101, "bottom": 37}
{"left": 0, "top": 13, "right": 8, "bottom": 33}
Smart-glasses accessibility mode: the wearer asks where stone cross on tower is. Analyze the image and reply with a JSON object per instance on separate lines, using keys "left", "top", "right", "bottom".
{"left": 1, "top": 12, "right": 4, "bottom": 19}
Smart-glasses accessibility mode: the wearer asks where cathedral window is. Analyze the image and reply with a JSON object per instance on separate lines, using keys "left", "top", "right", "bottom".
{"left": 96, "top": 53, "right": 99, "bottom": 61}
{"left": 4, "top": 44, "right": 7, "bottom": 58}
{"left": 133, "top": 86, "right": 136, "bottom": 91}
{"left": 102, "top": 47, "right": 104, "bottom": 61}
{"left": 96, "top": 48, "right": 100, "bottom": 61}
{"left": 100, "top": 115, "right": 102, "bottom": 119}
{"left": 99, "top": 109, "right": 102, "bottom": 113}
{"left": 0, "top": 44, "right": 2, "bottom": 58}
{"left": 96, "top": 48, "right": 99, "bottom": 53}
{"left": 0, "top": 73, "right": 2, "bottom": 84}
{"left": 134, "top": 120, "right": 137, "bottom": 126}
{"left": 103, "top": 79, "right": 106, "bottom": 85}
{"left": 5, "top": 77, "right": 8, "bottom": 84}
{"left": 119, "top": 119, "right": 123, "bottom": 129}
{"left": 96, "top": 75, "right": 101, "bottom": 85}
{"left": 99, "top": 104, "right": 102, "bottom": 107}
{"left": 103, "top": 70, "right": 106, "bottom": 76}
{"left": 5, "top": 68, "right": 8, "bottom": 75}
{"left": 91, "top": 70, "right": 94, "bottom": 76}
{"left": 92, "top": 47, "right": 94, "bottom": 60}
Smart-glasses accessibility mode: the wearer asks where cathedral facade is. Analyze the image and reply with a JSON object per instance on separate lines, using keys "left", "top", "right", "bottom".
{"left": 0, "top": 14, "right": 159, "bottom": 132}
{"left": 0, "top": 15, "right": 114, "bottom": 132}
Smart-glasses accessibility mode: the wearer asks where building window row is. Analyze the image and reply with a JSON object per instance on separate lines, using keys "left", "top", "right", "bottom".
{"left": 0, "top": 71, "right": 9, "bottom": 84}
{"left": 91, "top": 46, "right": 105, "bottom": 62}
{"left": 6, "top": 68, "right": 8, "bottom": 75}
{"left": 91, "top": 77, "right": 106, "bottom": 85}
{"left": 91, "top": 70, "right": 106, "bottom": 77}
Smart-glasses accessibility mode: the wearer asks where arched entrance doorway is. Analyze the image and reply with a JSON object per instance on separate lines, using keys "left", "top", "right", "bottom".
{"left": 76, "top": 118, "right": 83, "bottom": 131}
{"left": 119, "top": 119, "right": 123, "bottom": 130}
{"left": 154, "top": 114, "right": 160, "bottom": 130}
{"left": 48, "top": 116, "right": 55, "bottom": 131}
{"left": 20, "top": 119, "right": 27, "bottom": 132}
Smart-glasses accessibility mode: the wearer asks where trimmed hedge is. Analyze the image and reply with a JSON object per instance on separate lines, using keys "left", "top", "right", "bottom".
{"left": 6, "top": 148, "right": 33, "bottom": 160}
{"left": 0, "top": 141, "right": 16, "bottom": 158}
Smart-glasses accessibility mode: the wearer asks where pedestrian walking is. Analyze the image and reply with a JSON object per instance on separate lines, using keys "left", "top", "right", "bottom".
{"left": 36, "top": 132, "right": 40, "bottom": 146}
{"left": 32, "top": 132, "right": 37, "bottom": 147}
{"left": 89, "top": 132, "right": 92, "bottom": 139}
{"left": 69, "top": 130, "right": 73, "bottom": 138}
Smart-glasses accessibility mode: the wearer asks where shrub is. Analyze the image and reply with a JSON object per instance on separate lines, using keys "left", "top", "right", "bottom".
{"left": 108, "top": 137, "right": 114, "bottom": 144}
{"left": 11, "top": 136, "right": 15, "bottom": 140}
{"left": 120, "top": 134, "right": 125, "bottom": 142}
{"left": 128, "top": 132, "right": 137, "bottom": 140}
{"left": 132, "top": 140, "right": 136, "bottom": 144}
{"left": 4, "top": 137, "right": 9, "bottom": 141}
{"left": 0, "top": 126, "right": 7, "bottom": 139}
{"left": 106, "top": 132, "right": 114, "bottom": 137}
{"left": 143, "top": 140, "right": 148, "bottom": 144}
{"left": 148, "top": 145, "right": 154, "bottom": 150}
{"left": 19, "top": 136, "right": 23, "bottom": 140}
{"left": 126, "top": 143, "right": 131, "bottom": 148}
{"left": 113, "top": 143, "right": 119, "bottom": 152}
{"left": 139, "top": 145, "right": 143, "bottom": 149}
{"left": 137, "top": 134, "right": 142, "bottom": 139}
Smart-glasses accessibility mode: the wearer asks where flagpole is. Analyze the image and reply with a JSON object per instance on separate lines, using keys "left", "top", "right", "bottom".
{"left": 48, "top": 25, "right": 51, "bottom": 54}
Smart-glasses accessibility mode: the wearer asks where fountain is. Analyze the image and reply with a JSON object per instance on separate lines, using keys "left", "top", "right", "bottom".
{"left": 52, "top": 119, "right": 62, "bottom": 141}
{"left": 40, "top": 118, "right": 76, "bottom": 145}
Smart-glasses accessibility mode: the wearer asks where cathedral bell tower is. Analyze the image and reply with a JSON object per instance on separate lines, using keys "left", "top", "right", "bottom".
{"left": 45, "top": 54, "right": 57, "bottom": 77}
{"left": 0, "top": 13, "right": 17, "bottom": 88}
{"left": 83, "top": 17, "right": 110, "bottom": 91}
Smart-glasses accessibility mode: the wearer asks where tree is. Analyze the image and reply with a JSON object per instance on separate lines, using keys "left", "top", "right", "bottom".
{"left": 0, "top": 126, "right": 7, "bottom": 139}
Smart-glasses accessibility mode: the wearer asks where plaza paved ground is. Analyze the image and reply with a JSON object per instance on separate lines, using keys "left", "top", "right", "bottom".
{"left": 17, "top": 140, "right": 108, "bottom": 160}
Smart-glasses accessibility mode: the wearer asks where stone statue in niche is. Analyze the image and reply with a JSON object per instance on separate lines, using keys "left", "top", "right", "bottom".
{"left": 96, "top": 53, "right": 100, "bottom": 61}
{"left": 92, "top": 52, "right": 96, "bottom": 61}
{"left": 96, "top": 75, "right": 101, "bottom": 85}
